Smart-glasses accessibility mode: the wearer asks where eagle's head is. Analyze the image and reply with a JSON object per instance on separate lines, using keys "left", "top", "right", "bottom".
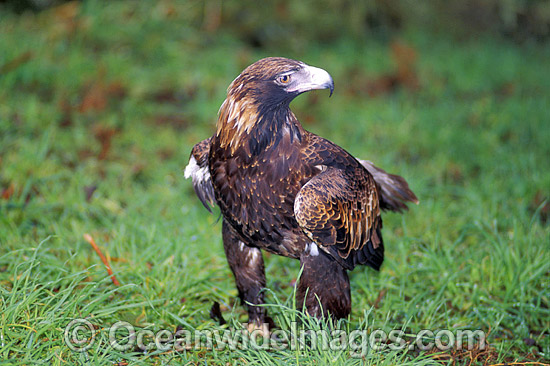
{"left": 228, "top": 57, "right": 334, "bottom": 106}
{"left": 216, "top": 57, "right": 334, "bottom": 153}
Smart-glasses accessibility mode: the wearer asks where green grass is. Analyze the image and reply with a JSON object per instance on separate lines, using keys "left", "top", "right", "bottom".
{"left": 1, "top": 2, "right": 549, "bottom": 365}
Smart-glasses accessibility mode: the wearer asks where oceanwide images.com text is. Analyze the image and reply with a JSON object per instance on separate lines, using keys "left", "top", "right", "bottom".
{"left": 64, "top": 319, "right": 486, "bottom": 357}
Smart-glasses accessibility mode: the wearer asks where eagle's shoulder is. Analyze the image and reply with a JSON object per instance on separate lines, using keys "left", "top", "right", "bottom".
{"left": 301, "top": 132, "right": 358, "bottom": 168}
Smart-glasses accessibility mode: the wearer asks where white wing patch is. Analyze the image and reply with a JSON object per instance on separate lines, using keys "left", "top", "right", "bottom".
{"left": 184, "top": 156, "right": 210, "bottom": 183}
{"left": 185, "top": 155, "right": 217, "bottom": 212}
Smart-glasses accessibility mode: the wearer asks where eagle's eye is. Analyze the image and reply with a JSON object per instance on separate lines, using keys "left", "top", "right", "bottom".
{"left": 277, "top": 75, "right": 291, "bottom": 84}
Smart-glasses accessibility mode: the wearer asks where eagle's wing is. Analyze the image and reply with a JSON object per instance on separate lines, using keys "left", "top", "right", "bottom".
{"left": 358, "top": 160, "right": 419, "bottom": 212}
{"left": 184, "top": 137, "right": 216, "bottom": 212}
{"left": 294, "top": 166, "right": 383, "bottom": 271}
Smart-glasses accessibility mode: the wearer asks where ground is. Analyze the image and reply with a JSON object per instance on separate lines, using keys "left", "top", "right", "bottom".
{"left": 0, "top": 2, "right": 549, "bottom": 365}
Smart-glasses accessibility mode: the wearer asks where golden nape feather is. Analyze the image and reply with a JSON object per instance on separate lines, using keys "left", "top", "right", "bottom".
{"left": 184, "top": 57, "right": 418, "bottom": 322}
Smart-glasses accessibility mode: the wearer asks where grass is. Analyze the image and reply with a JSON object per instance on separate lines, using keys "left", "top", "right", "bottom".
{"left": 1, "top": 2, "right": 549, "bottom": 365}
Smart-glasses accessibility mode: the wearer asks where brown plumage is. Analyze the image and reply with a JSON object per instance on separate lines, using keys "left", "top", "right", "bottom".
{"left": 185, "top": 57, "right": 418, "bottom": 325}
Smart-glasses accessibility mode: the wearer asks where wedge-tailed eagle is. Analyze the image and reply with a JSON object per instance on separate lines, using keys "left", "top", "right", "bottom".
{"left": 185, "top": 57, "right": 418, "bottom": 328}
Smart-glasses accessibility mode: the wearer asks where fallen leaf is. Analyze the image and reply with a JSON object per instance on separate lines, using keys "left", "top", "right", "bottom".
{"left": 1, "top": 183, "right": 15, "bottom": 200}
{"left": 391, "top": 40, "right": 419, "bottom": 91}
{"left": 363, "top": 40, "right": 420, "bottom": 97}
{"left": 93, "top": 125, "right": 119, "bottom": 160}
{"left": 53, "top": 1, "right": 79, "bottom": 22}
{"left": 373, "top": 288, "right": 387, "bottom": 308}
{"left": 78, "top": 74, "right": 127, "bottom": 114}
{"left": 83, "top": 233, "right": 120, "bottom": 286}
{"left": 79, "top": 83, "right": 108, "bottom": 113}
{"left": 148, "top": 88, "right": 180, "bottom": 104}
{"left": 0, "top": 51, "right": 33, "bottom": 74}
{"left": 52, "top": 1, "right": 81, "bottom": 34}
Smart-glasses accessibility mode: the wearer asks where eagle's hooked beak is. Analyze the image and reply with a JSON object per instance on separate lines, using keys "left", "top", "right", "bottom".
{"left": 287, "top": 65, "right": 334, "bottom": 97}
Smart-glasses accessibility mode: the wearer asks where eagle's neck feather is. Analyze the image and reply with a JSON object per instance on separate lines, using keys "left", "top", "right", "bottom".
{"left": 216, "top": 94, "right": 303, "bottom": 156}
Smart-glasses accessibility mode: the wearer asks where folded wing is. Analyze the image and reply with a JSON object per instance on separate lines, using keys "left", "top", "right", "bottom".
{"left": 294, "top": 166, "right": 384, "bottom": 271}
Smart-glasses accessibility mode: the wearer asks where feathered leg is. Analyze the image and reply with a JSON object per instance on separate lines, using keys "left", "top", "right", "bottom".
{"left": 297, "top": 247, "right": 351, "bottom": 320}
{"left": 222, "top": 220, "right": 268, "bottom": 330}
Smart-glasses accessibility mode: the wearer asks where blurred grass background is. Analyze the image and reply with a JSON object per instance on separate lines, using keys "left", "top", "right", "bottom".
{"left": 0, "top": 0, "right": 549, "bottom": 365}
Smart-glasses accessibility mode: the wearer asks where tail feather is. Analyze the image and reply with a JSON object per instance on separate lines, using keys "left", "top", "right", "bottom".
{"left": 358, "top": 159, "right": 419, "bottom": 213}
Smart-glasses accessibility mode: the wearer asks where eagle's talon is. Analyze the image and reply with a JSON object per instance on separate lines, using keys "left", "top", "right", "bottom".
{"left": 246, "top": 321, "right": 270, "bottom": 337}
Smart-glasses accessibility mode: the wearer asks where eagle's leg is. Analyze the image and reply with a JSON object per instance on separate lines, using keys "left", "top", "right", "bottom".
{"left": 297, "top": 247, "right": 351, "bottom": 320}
{"left": 222, "top": 220, "right": 267, "bottom": 330}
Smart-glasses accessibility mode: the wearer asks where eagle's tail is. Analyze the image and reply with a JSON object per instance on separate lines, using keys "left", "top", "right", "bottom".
{"left": 358, "top": 159, "right": 419, "bottom": 213}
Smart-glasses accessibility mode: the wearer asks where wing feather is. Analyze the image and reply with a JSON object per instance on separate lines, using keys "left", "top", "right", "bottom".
{"left": 184, "top": 137, "right": 216, "bottom": 212}
{"left": 294, "top": 166, "right": 383, "bottom": 270}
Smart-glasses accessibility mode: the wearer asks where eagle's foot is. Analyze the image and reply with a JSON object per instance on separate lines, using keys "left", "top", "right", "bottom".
{"left": 246, "top": 320, "right": 270, "bottom": 337}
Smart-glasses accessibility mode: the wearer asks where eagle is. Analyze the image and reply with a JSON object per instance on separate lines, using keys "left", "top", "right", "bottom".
{"left": 185, "top": 57, "right": 418, "bottom": 329}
